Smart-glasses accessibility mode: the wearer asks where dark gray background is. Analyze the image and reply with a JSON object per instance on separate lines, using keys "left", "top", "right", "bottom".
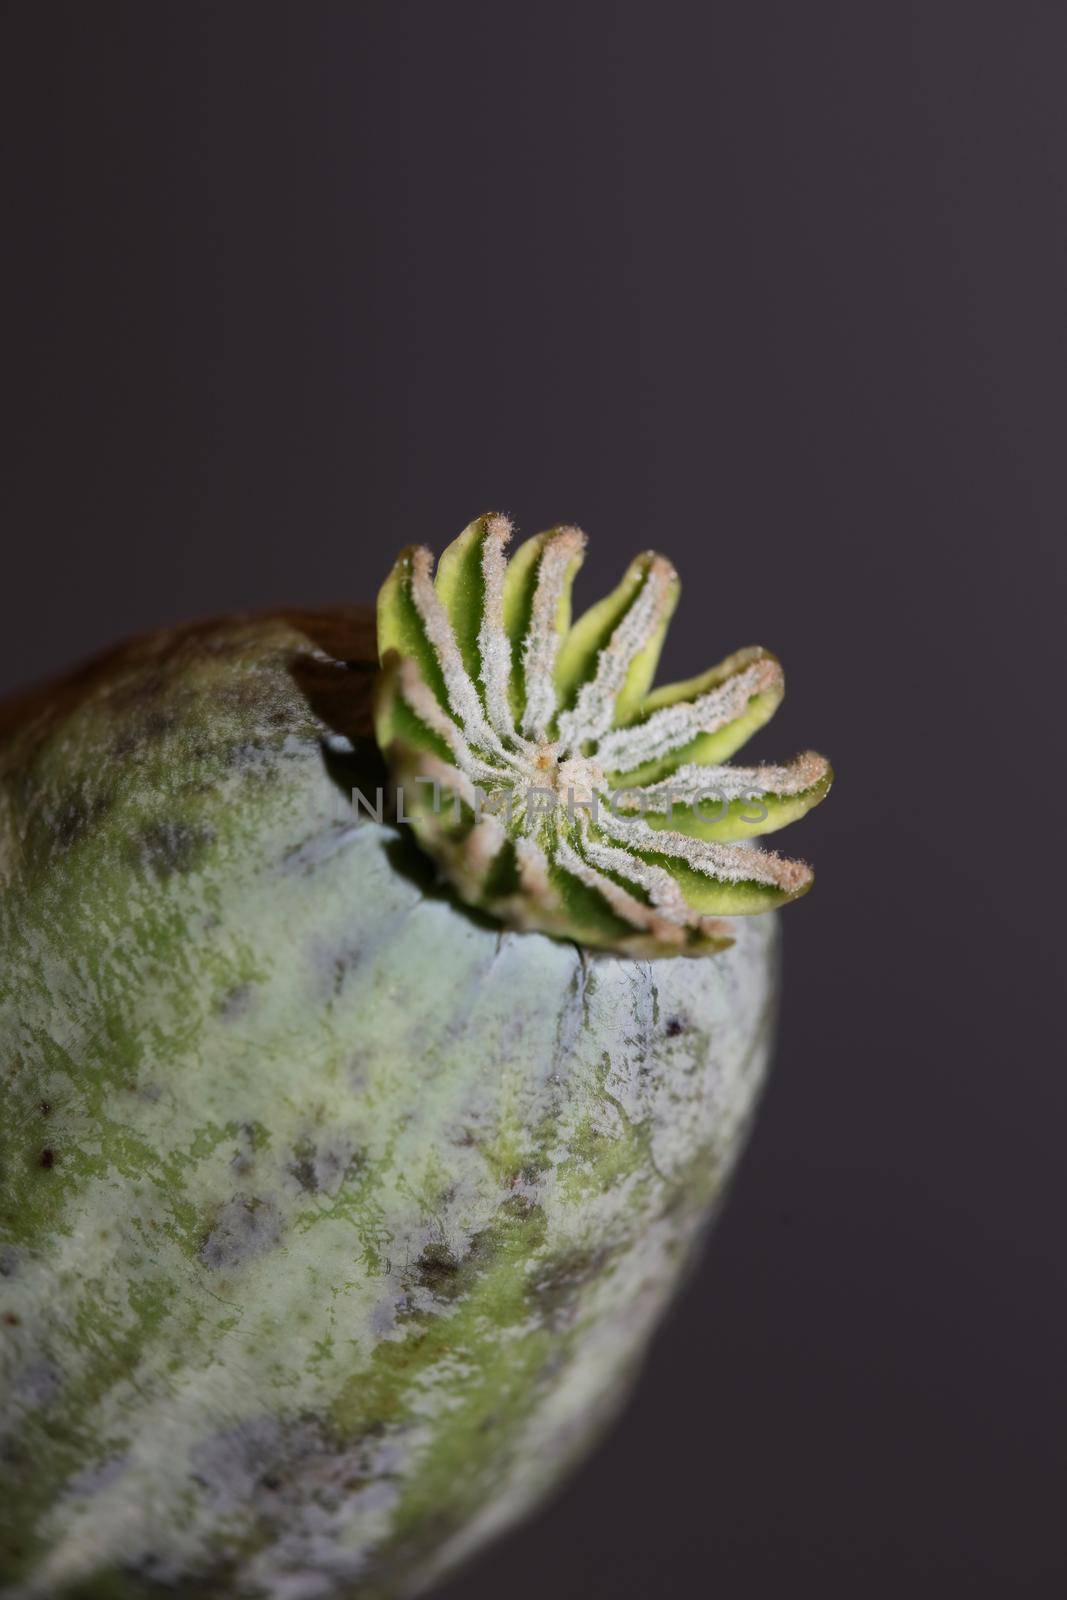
{"left": 2, "top": 3, "right": 1065, "bottom": 1595}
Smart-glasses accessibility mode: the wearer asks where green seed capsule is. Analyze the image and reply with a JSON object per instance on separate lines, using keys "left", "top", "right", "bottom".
{"left": 0, "top": 516, "right": 818, "bottom": 1599}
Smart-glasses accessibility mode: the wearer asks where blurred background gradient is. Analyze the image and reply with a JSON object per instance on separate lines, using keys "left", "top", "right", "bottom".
{"left": 2, "top": 4, "right": 1064, "bottom": 1594}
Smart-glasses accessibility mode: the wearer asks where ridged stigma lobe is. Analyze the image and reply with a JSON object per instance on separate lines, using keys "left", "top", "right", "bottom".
{"left": 375, "top": 515, "right": 832, "bottom": 955}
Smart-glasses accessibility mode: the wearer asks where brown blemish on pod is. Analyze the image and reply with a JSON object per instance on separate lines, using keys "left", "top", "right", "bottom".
{"left": 135, "top": 820, "right": 215, "bottom": 879}
{"left": 52, "top": 791, "right": 113, "bottom": 852}
{"left": 199, "top": 1195, "right": 282, "bottom": 1270}
{"left": 217, "top": 982, "right": 253, "bottom": 1021}
{"left": 528, "top": 1244, "right": 615, "bottom": 1326}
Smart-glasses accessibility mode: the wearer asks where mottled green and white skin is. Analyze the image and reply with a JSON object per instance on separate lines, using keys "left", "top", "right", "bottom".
{"left": 0, "top": 520, "right": 829, "bottom": 1599}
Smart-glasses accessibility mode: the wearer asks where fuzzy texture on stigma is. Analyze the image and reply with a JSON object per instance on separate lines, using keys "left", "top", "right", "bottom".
{"left": 375, "top": 514, "right": 832, "bottom": 956}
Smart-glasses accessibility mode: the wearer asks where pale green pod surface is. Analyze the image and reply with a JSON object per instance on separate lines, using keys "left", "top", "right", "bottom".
{"left": 0, "top": 607, "right": 778, "bottom": 1600}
